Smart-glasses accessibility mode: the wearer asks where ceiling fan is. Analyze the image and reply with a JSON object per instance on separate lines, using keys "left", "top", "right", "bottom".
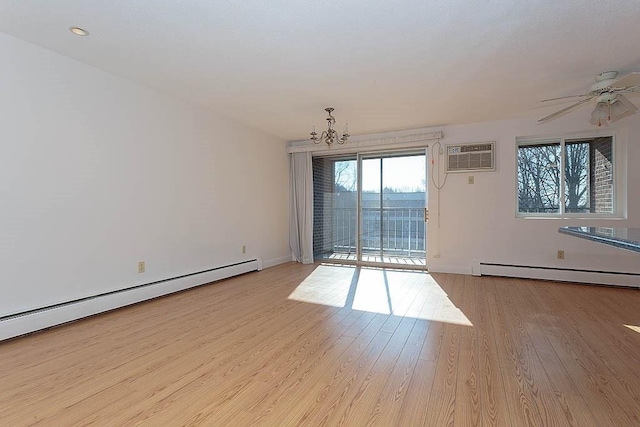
{"left": 538, "top": 71, "right": 640, "bottom": 126}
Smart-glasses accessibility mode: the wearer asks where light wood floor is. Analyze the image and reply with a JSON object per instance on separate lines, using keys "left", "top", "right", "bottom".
{"left": 1, "top": 262, "right": 639, "bottom": 426}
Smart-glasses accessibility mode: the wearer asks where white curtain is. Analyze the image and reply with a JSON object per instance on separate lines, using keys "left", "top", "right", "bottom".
{"left": 289, "top": 152, "right": 314, "bottom": 264}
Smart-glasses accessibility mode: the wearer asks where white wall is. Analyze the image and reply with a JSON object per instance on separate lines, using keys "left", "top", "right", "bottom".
{"left": 427, "top": 114, "right": 640, "bottom": 281}
{"left": 0, "top": 33, "right": 290, "bottom": 317}
{"left": 288, "top": 112, "right": 639, "bottom": 284}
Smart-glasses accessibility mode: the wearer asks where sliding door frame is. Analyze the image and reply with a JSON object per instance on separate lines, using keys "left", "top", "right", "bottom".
{"left": 357, "top": 149, "right": 428, "bottom": 270}
{"left": 311, "top": 147, "right": 429, "bottom": 270}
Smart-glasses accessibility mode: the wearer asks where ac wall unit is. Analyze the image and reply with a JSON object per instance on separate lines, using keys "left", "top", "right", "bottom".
{"left": 446, "top": 142, "right": 495, "bottom": 173}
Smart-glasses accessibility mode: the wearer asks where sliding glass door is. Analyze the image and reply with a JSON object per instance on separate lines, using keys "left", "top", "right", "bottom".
{"left": 312, "top": 150, "right": 427, "bottom": 267}
{"left": 360, "top": 153, "right": 427, "bottom": 265}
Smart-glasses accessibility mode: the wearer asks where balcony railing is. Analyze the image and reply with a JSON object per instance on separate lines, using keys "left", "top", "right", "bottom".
{"left": 319, "top": 207, "right": 426, "bottom": 259}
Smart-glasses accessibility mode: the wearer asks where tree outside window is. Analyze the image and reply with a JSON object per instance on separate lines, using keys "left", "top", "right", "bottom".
{"left": 517, "top": 136, "right": 614, "bottom": 216}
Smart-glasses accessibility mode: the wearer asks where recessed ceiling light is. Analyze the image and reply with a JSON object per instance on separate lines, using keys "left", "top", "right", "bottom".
{"left": 69, "top": 27, "right": 89, "bottom": 36}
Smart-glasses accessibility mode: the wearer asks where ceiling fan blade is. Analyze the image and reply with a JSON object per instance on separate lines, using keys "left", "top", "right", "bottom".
{"left": 540, "top": 93, "right": 589, "bottom": 102}
{"left": 611, "top": 72, "right": 640, "bottom": 89}
{"left": 609, "top": 95, "right": 638, "bottom": 122}
{"left": 537, "top": 96, "right": 595, "bottom": 123}
{"left": 616, "top": 94, "right": 637, "bottom": 110}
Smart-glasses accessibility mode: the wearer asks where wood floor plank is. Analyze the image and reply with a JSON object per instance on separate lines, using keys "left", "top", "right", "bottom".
{"left": 278, "top": 315, "right": 394, "bottom": 425}
{"left": 1, "top": 263, "right": 639, "bottom": 426}
{"left": 501, "top": 278, "right": 597, "bottom": 426}
{"left": 373, "top": 335, "right": 423, "bottom": 418}
{"left": 424, "top": 274, "right": 464, "bottom": 426}
{"left": 472, "top": 275, "right": 508, "bottom": 427}
{"left": 287, "top": 329, "right": 394, "bottom": 426}
{"left": 396, "top": 358, "right": 438, "bottom": 426}
{"left": 454, "top": 275, "right": 480, "bottom": 427}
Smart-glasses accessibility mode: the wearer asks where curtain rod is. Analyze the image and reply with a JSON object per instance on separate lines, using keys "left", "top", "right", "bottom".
{"left": 286, "top": 131, "right": 444, "bottom": 154}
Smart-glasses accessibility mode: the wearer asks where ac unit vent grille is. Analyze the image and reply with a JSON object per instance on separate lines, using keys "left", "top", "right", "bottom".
{"left": 446, "top": 142, "right": 495, "bottom": 173}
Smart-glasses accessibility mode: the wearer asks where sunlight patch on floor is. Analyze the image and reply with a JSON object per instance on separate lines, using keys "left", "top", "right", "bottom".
{"left": 418, "top": 274, "right": 473, "bottom": 326}
{"left": 352, "top": 268, "right": 392, "bottom": 314}
{"left": 287, "top": 264, "right": 354, "bottom": 308}
{"left": 624, "top": 324, "right": 640, "bottom": 334}
{"left": 288, "top": 265, "right": 472, "bottom": 326}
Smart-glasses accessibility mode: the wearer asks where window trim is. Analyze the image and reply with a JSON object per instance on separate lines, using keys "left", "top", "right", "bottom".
{"left": 515, "top": 130, "right": 625, "bottom": 219}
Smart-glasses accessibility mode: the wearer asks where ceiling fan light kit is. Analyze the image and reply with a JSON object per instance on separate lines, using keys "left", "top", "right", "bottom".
{"left": 538, "top": 71, "right": 640, "bottom": 126}
{"left": 590, "top": 101, "right": 610, "bottom": 127}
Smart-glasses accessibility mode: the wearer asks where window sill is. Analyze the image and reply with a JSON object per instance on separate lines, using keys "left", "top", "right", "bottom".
{"left": 516, "top": 215, "right": 626, "bottom": 220}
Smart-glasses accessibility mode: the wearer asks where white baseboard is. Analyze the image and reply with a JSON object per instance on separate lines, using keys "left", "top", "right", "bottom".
{"left": 480, "top": 263, "right": 640, "bottom": 288}
{"left": 0, "top": 259, "right": 260, "bottom": 341}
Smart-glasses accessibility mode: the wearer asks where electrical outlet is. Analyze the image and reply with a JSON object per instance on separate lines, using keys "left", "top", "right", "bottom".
{"left": 138, "top": 261, "right": 146, "bottom": 273}
{"left": 468, "top": 175, "right": 475, "bottom": 184}
{"left": 557, "top": 250, "right": 565, "bottom": 260}
{"left": 242, "top": 245, "right": 246, "bottom": 254}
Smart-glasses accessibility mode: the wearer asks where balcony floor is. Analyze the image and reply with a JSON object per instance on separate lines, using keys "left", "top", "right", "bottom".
{"left": 321, "top": 252, "right": 427, "bottom": 267}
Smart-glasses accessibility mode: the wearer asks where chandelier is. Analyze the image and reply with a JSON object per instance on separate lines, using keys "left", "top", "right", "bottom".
{"left": 310, "top": 107, "right": 349, "bottom": 147}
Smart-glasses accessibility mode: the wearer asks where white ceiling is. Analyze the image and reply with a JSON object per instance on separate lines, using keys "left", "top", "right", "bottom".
{"left": 1, "top": 1, "right": 640, "bottom": 141}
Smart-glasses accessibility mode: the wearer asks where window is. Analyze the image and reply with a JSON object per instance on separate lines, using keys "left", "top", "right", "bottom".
{"left": 517, "top": 135, "right": 615, "bottom": 216}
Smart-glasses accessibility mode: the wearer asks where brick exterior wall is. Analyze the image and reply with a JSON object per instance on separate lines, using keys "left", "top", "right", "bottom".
{"left": 312, "top": 157, "right": 335, "bottom": 255}
{"left": 589, "top": 137, "right": 613, "bottom": 213}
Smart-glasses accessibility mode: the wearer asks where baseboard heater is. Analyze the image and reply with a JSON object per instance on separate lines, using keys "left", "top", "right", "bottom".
{"left": 0, "top": 258, "right": 262, "bottom": 342}
{"left": 476, "top": 262, "right": 640, "bottom": 288}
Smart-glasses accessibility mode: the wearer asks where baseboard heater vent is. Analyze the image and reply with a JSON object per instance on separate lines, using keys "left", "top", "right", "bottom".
{"left": 477, "top": 262, "right": 640, "bottom": 288}
{"left": 0, "top": 258, "right": 262, "bottom": 342}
